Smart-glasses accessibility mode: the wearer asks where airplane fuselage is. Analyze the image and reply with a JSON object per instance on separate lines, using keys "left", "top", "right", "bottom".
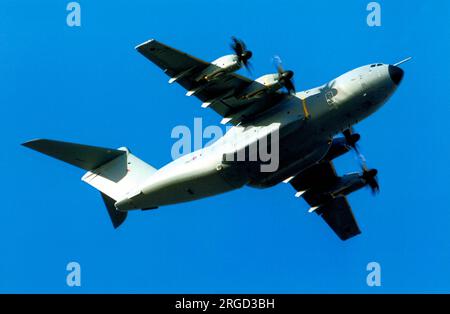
{"left": 115, "top": 63, "right": 403, "bottom": 211}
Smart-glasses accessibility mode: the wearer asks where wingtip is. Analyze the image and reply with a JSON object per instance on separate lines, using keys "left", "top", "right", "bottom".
{"left": 21, "top": 138, "right": 47, "bottom": 148}
{"left": 134, "top": 38, "right": 156, "bottom": 50}
{"left": 339, "top": 229, "right": 362, "bottom": 241}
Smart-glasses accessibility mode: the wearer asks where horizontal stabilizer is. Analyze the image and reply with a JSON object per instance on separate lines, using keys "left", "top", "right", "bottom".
{"left": 23, "top": 138, "right": 159, "bottom": 228}
{"left": 22, "top": 139, "right": 125, "bottom": 171}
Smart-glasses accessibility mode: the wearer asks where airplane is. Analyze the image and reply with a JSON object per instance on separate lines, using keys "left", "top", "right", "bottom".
{"left": 22, "top": 38, "right": 410, "bottom": 241}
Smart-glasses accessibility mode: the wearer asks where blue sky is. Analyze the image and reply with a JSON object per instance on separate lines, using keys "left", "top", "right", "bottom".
{"left": 1, "top": 0, "right": 449, "bottom": 293}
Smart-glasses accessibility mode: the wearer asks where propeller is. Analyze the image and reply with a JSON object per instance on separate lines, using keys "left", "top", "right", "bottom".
{"left": 273, "top": 55, "right": 296, "bottom": 94}
{"left": 343, "top": 128, "right": 380, "bottom": 194}
{"left": 343, "top": 128, "right": 361, "bottom": 156}
{"left": 231, "top": 37, "right": 253, "bottom": 72}
{"left": 362, "top": 167, "right": 380, "bottom": 195}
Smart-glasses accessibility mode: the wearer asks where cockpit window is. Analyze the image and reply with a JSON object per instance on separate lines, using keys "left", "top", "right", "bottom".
{"left": 377, "top": 63, "right": 383, "bottom": 66}
{"left": 370, "top": 64, "right": 376, "bottom": 67}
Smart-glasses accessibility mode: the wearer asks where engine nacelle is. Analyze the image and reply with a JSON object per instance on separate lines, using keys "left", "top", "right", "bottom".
{"left": 254, "top": 73, "right": 280, "bottom": 86}
{"left": 329, "top": 173, "right": 367, "bottom": 197}
{"left": 324, "top": 134, "right": 360, "bottom": 161}
{"left": 236, "top": 73, "right": 282, "bottom": 99}
{"left": 304, "top": 170, "right": 376, "bottom": 206}
{"left": 196, "top": 55, "right": 241, "bottom": 81}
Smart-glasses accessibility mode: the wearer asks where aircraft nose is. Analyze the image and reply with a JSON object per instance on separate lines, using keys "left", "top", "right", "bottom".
{"left": 388, "top": 65, "right": 404, "bottom": 85}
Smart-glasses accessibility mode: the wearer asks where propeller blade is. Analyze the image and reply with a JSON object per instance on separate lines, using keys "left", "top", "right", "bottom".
{"left": 272, "top": 56, "right": 295, "bottom": 93}
{"left": 363, "top": 169, "right": 380, "bottom": 195}
{"left": 370, "top": 179, "right": 380, "bottom": 195}
{"left": 231, "top": 36, "right": 243, "bottom": 56}
{"left": 243, "top": 60, "right": 253, "bottom": 74}
{"left": 343, "top": 128, "right": 380, "bottom": 195}
{"left": 231, "top": 37, "right": 253, "bottom": 73}
{"left": 284, "top": 77, "right": 296, "bottom": 94}
{"left": 343, "top": 129, "right": 361, "bottom": 152}
{"left": 273, "top": 55, "right": 284, "bottom": 74}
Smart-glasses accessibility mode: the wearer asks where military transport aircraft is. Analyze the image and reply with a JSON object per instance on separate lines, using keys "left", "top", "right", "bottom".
{"left": 23, "top": 38, "right": 410, "bottom": 240}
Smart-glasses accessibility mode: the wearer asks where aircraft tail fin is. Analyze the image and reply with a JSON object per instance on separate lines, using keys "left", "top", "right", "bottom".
{"left": 100, "top": 192, "right": 128, "bottom": 229}
{"left": 22, "top": 139, "right": 158, "bottom": 228}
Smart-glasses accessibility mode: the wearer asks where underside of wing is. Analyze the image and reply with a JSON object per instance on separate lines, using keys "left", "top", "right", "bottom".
{"left": 290, "top": 161, "right": 361, "bottom": 241}
{"left": 136, "top": 39, "right": 286, "bottom": 125}
{"left": 316, "top": 196, "right": 361, "bottom": 241}
{"left": 290, "top": 161, "right": 339, "bottom": 196}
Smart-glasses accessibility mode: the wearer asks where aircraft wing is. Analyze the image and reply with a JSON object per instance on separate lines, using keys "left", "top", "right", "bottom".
{"left": 290, "top": 161, "right": 361, "bottom": 241}
{"left": 136, "top": 39, "right": 286, "bottom": 125}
